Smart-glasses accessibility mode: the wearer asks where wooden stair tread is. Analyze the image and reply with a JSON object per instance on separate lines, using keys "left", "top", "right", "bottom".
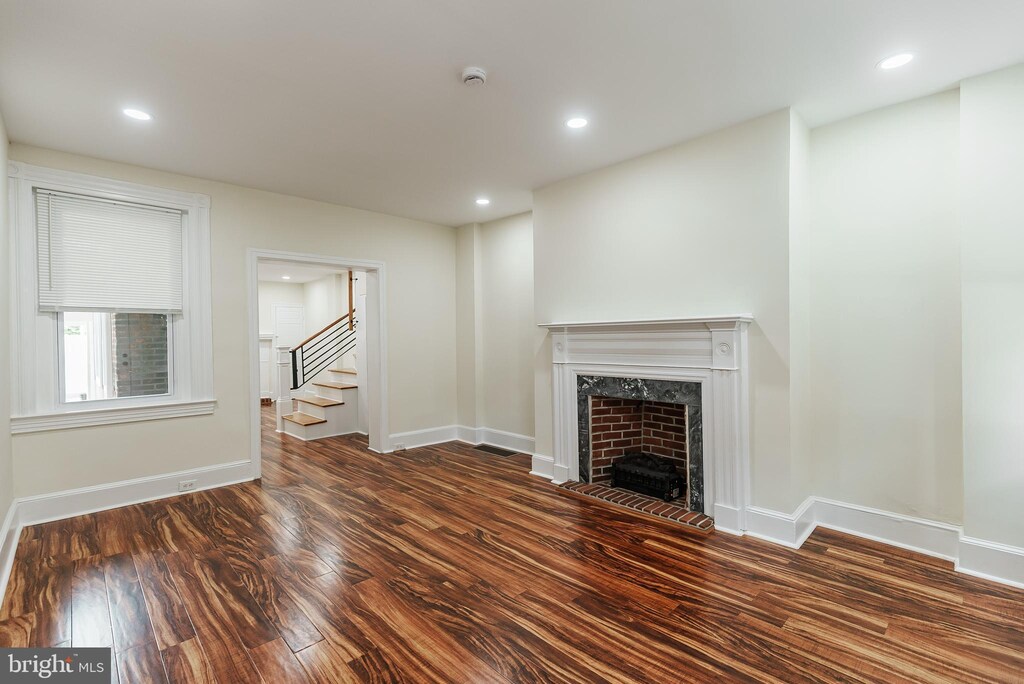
{"left": 313, "top": 381, "right": 358, "bottom": 390}
{"left": 283, "top": 412, "right": 327, "bottom": 426}
{"left": 296, "top": 396, "right": 344, "bottom": 407}
{"left": 329, "top": 368, "right": 358, "bottom": 375}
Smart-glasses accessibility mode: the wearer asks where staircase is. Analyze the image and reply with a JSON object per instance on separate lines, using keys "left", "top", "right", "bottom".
{"left": 277, "top": 313, "right": 361, "bottom": 441}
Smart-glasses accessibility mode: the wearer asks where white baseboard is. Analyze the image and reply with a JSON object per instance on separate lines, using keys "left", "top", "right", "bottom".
{"left": 956, "top": 536, "right": 1024, "bottom": 590}
{"left": 279, "top": 428, "right": 361, "bottom": 443}
{"left": 0, "top": 501, "right": 21, "bottom": 612}
{"left": 813, "top": 497, "right": 961, "bottom": 561}
{"left": 388, "top": 426, "right": 459, "bottom": 451}
{"left": 0, "top": 459, "right": 254, "bottom": 602}
{"left": 530, "top": 454, "right": 554, "bottom": 480}
{"left": 711, "top": 503, "right": 742, "bottom": 536}
{"left": 745, "top": 497, "right": 815, "bottom": 547}
{"left": 742, "top": 496, "right": 1024, "bottom": 589}
{"left": 15, "top": 460, "right": 254, "bottom": 527}
{"left": 745, "top": 497, "right": 960, "bottom": 560}
{"left": 456, "top": 425, "right": 535, "bottom": 454}
{"left": 388, "top": 424, "right": 536, "bottom": 455}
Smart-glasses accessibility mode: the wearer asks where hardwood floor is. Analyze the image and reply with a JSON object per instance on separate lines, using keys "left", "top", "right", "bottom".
{"left": 2, "top": 407, "right": 1022, "bottom": 682}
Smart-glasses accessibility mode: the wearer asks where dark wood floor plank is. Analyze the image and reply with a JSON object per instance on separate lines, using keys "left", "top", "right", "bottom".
{"left": 165, "top": 550, "right": 278, "bottom": 651}
{"left": 163, "top": 551, "right": 265, "bottom": 683}
{"left": 161, "top": 638, "right": 218, "bottom": 684}
{"left": 144, "top": 500, "right": 216, "bottom": 556}
{"left": 105, "top": 552, "right": 158, "bottom": 654}
{"left": 343, "top": 577, "right": 507, "bottom": 683}
{"left": 250, "top": 637, "right": 310, "bottom": 683}
{"left": 0, "top": 555, "right": 38, "bottom": 619}
{"left": 221, "top": 548, "right": 324, "bottom": 653}
{"left": 133, "top": 551, "right": 196, "bottom": 651}
{"left": 294, "top": 640, "right": 361, "bottom": 683}
{"left": 261, "top": 558, "right": 370, "bottom": 663}
{"left": 93, "top": 508, "right": 135, "bottom": 558}
{"left": 1, "top": 404, "right": 1022, "bottom": 684}
{"left": 1, "top": 537, "right": 73, "bottom": 648}
{"left": 72, "top": 555, "right": 114, "bottom": 648}
{"left": 346, "top": 647, "right": 417, "bottom": 684}
{"left": 118, "top": 641, "right": 169, "bottom": 684}
{"left": 0, "top": 612, "right": 36, "bottom": 648}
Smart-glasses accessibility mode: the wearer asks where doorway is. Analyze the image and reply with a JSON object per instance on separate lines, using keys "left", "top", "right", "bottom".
{"left": 246, "top": 249, "right": 389, "bottom": 479}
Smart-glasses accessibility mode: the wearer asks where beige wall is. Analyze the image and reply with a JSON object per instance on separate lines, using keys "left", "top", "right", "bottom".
{"left": 9, "top": 144, "right": 458, "bottom": 497}
{"left": 960, "top": 64, "right": 1024, "bottom": 547}
{"left": 303, "top": 273, "right": 349, "bottom": 383}
{"left": 808, "top": 90, "right": 962, "bottom": 523}
{"left": 0, "top": 113, "right": 11, "bottom": 519}
{"left": 478, "top": 213, "right": 537, "bottom": 437}
{"left": 303, "top": 273, "right": 347, "bottom": 336}
{"left": 257, "top": 281, "right": 305, "bottom": 336}
{"left": 456, "top": 214, "right": 538, "bottom": 438}
{"left": 455, "top": 223, "right": 482, "bottom": 427}
{"left": 533, "top": 110, "right": 798, "bottom": 512}
{"left": 788, "top": 111, "right": 814, "bottom": 503}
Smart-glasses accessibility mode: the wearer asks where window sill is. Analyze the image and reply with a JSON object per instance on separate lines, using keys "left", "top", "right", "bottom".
{"left": 10, "top": 399, "right": 217, "bottom": 434}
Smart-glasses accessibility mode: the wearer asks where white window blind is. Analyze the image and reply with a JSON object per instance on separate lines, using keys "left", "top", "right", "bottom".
{"left": 36, "top": 189, "right": 184, "bottom": 313}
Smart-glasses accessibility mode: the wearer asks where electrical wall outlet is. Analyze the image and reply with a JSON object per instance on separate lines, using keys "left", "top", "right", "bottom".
{"left": 393, "top": 443, "right": 407, "bottom": 451}
{"left": 178, "top": 479, "right": 197, "bottom": 492}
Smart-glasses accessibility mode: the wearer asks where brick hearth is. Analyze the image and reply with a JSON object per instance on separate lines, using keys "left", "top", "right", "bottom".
{"left": 559, "top": 481, "right": 714, "bottom": 532}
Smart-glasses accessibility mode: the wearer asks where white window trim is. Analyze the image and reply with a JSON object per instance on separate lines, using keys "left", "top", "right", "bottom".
{"left": 8, "top": 162, "right": 216, "bottom": 433}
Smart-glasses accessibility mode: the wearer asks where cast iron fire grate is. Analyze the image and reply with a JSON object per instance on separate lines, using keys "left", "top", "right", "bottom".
{"left": 611, "top": 452, "right": 685, "bottom": 502}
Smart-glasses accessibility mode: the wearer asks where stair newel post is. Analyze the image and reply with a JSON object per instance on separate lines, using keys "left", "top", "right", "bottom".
{"left": 276, "top": 345, "right": 293, "bottom": 433}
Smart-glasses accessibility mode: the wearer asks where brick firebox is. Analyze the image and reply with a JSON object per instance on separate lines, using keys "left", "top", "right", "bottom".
{"left": 589, "top": 396, "right": 689, "bottom": 486}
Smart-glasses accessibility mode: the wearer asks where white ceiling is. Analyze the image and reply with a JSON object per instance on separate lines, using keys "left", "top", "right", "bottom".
{"left": 2, "top": 1, "right": 1023, "bottom": 227}
{"left": 257, "top": 261, "right": 346, "bottom": 284}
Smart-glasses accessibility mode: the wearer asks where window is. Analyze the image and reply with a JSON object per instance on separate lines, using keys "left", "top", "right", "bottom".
{"left": 9, "top": 163, "right": 215, "bottom": 432}
{"left": 61, "top": 312, "right": 171, "bottom": 403}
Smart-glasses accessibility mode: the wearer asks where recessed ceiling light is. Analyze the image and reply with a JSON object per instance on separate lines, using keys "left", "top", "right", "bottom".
{"left": 281, "top": 275, "right": 291, "bottom": 280}
{"left": 877, "top": 53, "right": 914, "bottom": 70}
{"left": 475, "top": 198, "right": 490, "bottom": 206}
{"left": 122, "top": 108, "right": 153, "bottom": 121}
{"left": 566, "top": 117, "right": 588, "bottom": 129}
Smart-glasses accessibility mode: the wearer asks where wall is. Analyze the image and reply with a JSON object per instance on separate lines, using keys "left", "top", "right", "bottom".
{"left": 303, "top": 273, "right": 346, "bottom": 337}
{"left": 257, "top": 281, "right": 304, "bottom": 335}
{"left": 533, "top": 110, "right": 798, "bottom": 512}
{"left": 455, "top": 224, "right": 482, "bottom": 427}
{"left": 960, "top": 64, "right": 1024, "bottom": 548}
{"left": 808, "top": 90, "right": 962, "bottom": 524}
{"left": 303, "top": 273, "right": 350, "bottom": 382}
{"left": 456, "top": 213, "right": 538, "bottom": 440}
{"left": 0, "top": 113, "right": 11, "bottom": 522}
{"left": 478, "top": 213, "right": 537, "bottom": 438}
{"left": 9, "top": 144, "right": 458, "bottom": 498}
{"left": 788, "top": 112, "right": 813, "bottom": 503}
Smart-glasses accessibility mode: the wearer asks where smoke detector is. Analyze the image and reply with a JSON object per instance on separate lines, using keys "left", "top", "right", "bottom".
{"left": 462, "top": 66, "right": 487, "bottom": 86}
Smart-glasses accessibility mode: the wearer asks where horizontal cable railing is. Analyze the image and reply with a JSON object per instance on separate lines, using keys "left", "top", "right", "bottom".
{"left": 290, "top": 312, "right": 357, "bottom": 389}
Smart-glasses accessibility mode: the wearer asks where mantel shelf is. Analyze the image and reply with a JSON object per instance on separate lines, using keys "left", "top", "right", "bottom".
{"left": 538, "top": 314, "right": 754, "bottom": 330}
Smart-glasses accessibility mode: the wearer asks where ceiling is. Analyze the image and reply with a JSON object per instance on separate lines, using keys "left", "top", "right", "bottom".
{"left": 257, "top": 261, "right": 346, "bottom": 284}
{"left": 2, "top": 1, "right": 1023, "bottom": 227}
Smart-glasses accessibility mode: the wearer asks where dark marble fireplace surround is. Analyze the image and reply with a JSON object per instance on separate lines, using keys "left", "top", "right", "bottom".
{"left": 577, "top": 375, "right": 704, "bottom": 513}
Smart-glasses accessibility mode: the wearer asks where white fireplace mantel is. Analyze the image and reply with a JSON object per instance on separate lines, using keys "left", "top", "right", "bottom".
{"left": 536, "top": 315, "right": 753, "bottom": 535}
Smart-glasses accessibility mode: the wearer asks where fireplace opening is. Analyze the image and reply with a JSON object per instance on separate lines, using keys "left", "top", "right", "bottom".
{"left": 612, "top": 453, "right": 685, "bottom": 501}
{"left": 589, "top": 396, "right": 690, "bottom": 501}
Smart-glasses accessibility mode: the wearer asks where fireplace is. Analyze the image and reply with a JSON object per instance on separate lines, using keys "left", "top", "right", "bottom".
{"left": 578, "top": 376, "right": 703, "bottom": 511}
{"left": 537, "top": 316, "right": 753, "bottom": 533}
